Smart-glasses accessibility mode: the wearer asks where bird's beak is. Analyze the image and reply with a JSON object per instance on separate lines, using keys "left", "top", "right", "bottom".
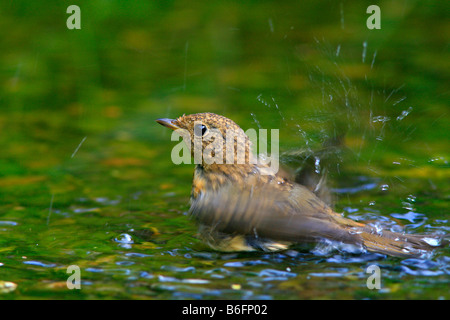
{"left": 155, "top": 118, "right": 180, "bottom": 131}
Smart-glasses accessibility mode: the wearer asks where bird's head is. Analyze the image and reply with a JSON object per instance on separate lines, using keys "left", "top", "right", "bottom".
{"left": 156, "top": 112, "right": 254, "bottom": 170}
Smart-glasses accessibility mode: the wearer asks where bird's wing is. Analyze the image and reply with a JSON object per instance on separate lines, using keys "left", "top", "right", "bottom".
{"left": 189, "top": 181, "right": 362, "bottom": 245}
{"left": 189, "top": 180, "right": 446, "bottom": 257}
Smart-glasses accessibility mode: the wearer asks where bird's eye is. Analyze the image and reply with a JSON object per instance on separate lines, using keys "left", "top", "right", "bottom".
{"left": 194, "top": 124, "right": 208, "bottom": 136}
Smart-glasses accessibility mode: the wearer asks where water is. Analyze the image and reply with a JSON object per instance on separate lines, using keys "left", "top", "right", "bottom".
{"left": 0, "top": 1, "right": 448, "bottom": 299}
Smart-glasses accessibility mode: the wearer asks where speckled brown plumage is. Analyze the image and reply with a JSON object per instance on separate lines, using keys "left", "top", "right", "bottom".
{"left": 157, "top": 113, "right": 445, "bottom": 257}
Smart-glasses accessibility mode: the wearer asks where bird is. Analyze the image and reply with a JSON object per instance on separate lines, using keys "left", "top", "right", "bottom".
{"left": 156, "top": 112, "right": 445, "bottom": 258}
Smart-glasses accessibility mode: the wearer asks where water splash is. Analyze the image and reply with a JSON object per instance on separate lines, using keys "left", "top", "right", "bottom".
{"left": 391, "top": 211, "right": 425, "bottom": 224}
{"left": 268, "top": 18, "right": 274, "bottom": 33}
{"left": 312, "top": 239, "right": 365, "bottom": 256}
{"left": 271, "top": 96, "right": 285, "bottom": 121}
{"left": 370, "top": 50, "right": 377, "bottom": 69}
{"left": 421, "top": 237, "right": 442, "bottom": 247}
{"left": 396, "top": 106, "right": 413, "bottom": 121}
{"left": 71, "top": 136, "right": 87, "bottom": 158}
{"left": 362, "top": 41, "right": 367, "bottom": 63}
{"left": 250, "top": 112, "right": 261, "bottom": 129}
{"left": 256, "top": 94, "right": 271, "bottom": 108}
{"left": 114, "top": 233, "right": 134, "bottom": 249}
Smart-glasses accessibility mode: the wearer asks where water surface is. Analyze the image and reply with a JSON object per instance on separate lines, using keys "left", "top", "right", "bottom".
{"left": 0, "top": 1, "right": 448, "bottom": 299}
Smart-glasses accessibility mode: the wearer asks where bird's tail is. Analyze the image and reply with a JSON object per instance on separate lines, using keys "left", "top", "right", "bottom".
{"left": 350, "top": 224, "right": 446, "bottom": 258}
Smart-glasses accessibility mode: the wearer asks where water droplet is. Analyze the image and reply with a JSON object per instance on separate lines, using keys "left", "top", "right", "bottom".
{"left": 250, "top": 112, "right": 261, "bottom": 129}
{"left": 422, "top": 237, "right": 441, "bottom": 247}
{"left": 396, "top": 107, "right": 413, "bottom": 121}
{"left": 372, "top": 115, "right": 390, "bottom": 123}
{"left": 115, "top": 233, "right": 134, "bottom": 244}
{"left": 314, "top": 157, "right": 321, "bottom": 174}
{"left": 373, "top": 224, "right": 383, "bottom": 235}
{"left": 428, "top": 156, "right": 448, "bottom": 165}
{"left": 362, "top": 41, "right": 367, "bottom": 63}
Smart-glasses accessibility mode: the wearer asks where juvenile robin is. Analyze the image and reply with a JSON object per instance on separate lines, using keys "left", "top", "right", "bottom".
{"left": 156, "top": 112, "right": 444, "bottom": 257}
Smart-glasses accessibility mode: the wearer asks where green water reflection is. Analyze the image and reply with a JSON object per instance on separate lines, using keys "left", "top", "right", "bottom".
{"left": 0, "top": 1, "right": 448, "bottom": 299}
